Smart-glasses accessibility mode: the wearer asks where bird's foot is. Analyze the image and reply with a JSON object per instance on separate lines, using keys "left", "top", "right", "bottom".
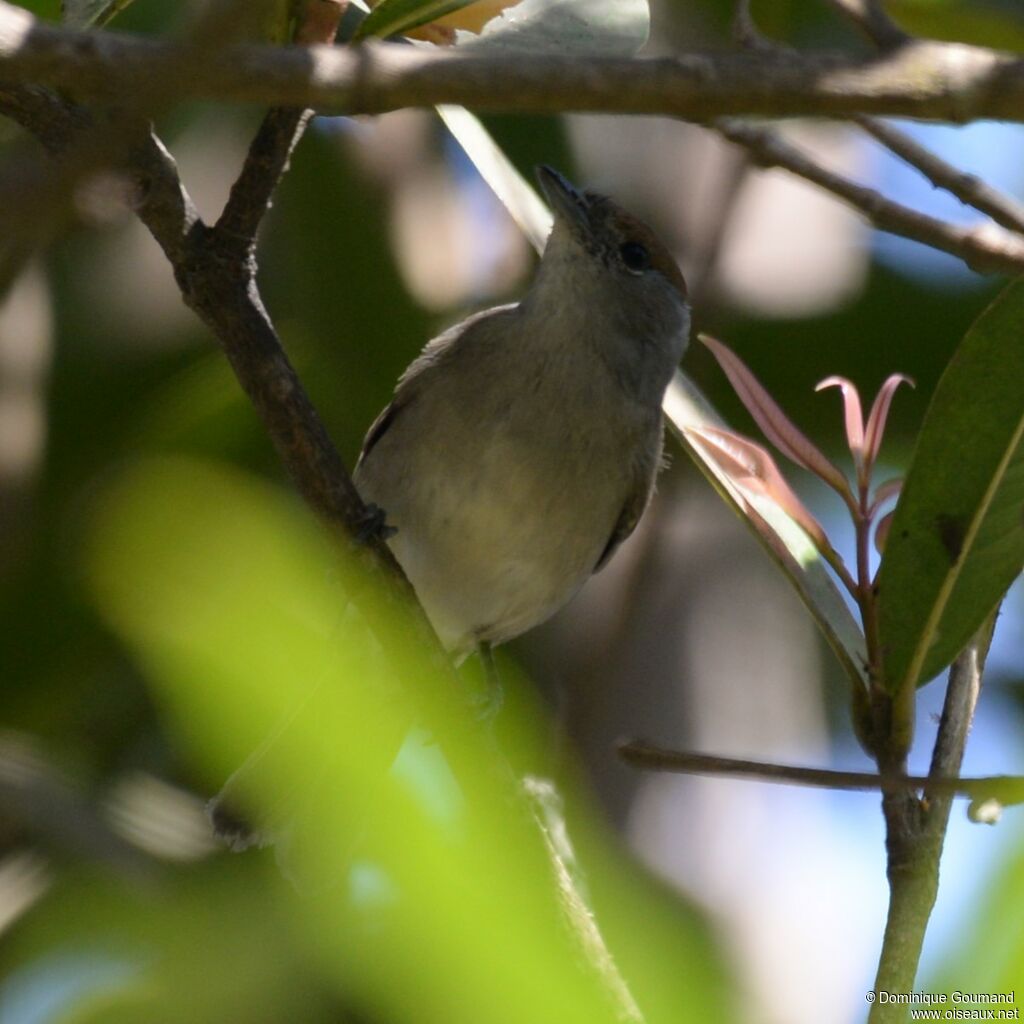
{"left": 354, "top": 502, "right": 397, "bottom": 544}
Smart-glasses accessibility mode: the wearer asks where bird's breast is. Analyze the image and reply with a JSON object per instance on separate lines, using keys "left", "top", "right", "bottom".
{"left": 354, "top": 324, "right": 661, "bottom": 653}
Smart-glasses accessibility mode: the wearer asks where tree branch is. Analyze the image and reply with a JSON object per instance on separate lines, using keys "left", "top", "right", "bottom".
{"left": 856, "top": 115, "right": 1024, "bottom": 236}
{"left": 168, "top": 1, "right": 391, "bottom": 570}
{"left": 926, "top": 614, "right": 995, "bottom": 799}
{"left": 3, "top": 2, "right": 1024, "bottom": 123}
{"left": 714, "top": 117, "right": 1024, "bottom": 274}
{"left": 721, "top": 1, "right": 1024, "bottom": 275}
{"left": 869, "top": 617, "right": 997, "bottom": 1021}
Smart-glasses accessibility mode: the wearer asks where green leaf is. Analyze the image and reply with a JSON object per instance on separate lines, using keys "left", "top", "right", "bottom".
{"left": 354, "top": 0, "right": 476, "bottom": 40}
{"left": 888, "top": 0, "right": 1024, "bottom": 52}
{"left": 453, "top": 0, "right": 649, "bottom": 56}
{"left": 928, "top": 831, "right": 1024, "bottom": 1005}
{"left": 877, "top": 276, "right": 1024, "bottom": 693}
{"left": 355, "top": 0, "right": 650, "bottom": 52}
{"left": 61, "top": 0, "right": 135, "bottom": 28}
{"left": 81, "top": 456, "right": 727, "bottom": 1024}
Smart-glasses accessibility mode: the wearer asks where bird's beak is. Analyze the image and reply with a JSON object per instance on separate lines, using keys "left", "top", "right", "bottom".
{"left": 536, "top": 165, "right": 590, "bottom": 236}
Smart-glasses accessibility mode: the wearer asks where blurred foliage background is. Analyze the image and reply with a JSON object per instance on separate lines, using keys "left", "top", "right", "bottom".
{"left": 1, "top": 0, "right": 1024, "bottom": 1022}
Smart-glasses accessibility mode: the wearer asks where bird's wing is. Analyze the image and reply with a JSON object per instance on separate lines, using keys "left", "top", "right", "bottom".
{"left": 593, "top": 473, "right": 652, "bottom": 573}
{"left": 593, "top": 415, "right": 665, "bottom": 573}
{"left": 356, "top": 303, "right": 520, "bottom": 472}
{"left": 356, "top": 396, "right": 409, "bottom": 469}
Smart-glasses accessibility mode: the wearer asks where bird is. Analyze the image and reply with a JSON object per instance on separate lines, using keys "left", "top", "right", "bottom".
{"left": 353, "top": 165, "right": 690, "bottom": 666}
{"left": 209, "top": 166, "right": 689, "bottom": 853}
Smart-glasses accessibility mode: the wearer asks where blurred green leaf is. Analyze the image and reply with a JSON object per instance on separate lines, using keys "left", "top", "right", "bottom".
{"left": 80, "top": 456, "right": 416, "bottom": 822}
{"left": 928, "top": 833, "right": 1024, "bottom": 1009}
{"left": 15, "top": 0, "right": 61, "bottom": 17}
{"left": 877, "top": 277, "right": 1024, "bottom": 693}
{"left": 61, "top": 0, "right": 136, "bottom": 28}
{"left": 1, "top": 861, "right": 335, "bottom": 1024}
{"left": 888, "top": 0, "right": 1024, "bottom": 52}
{"left": 354, "top": 0, "right": 477, "bottom": 40}
{"left": 80, "top": 456, "right": 725, "bottom": 1023}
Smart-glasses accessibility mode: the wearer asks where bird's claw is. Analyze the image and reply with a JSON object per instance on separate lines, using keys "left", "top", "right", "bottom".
{"left": 354, "top": 503, "right": 397, "bottom": 545}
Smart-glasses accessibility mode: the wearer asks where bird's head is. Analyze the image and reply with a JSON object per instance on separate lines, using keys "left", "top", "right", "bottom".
{"left": 531, "top": 165, "right": 690, "bottom": 397}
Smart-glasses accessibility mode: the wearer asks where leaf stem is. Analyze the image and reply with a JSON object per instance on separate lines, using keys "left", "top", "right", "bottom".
{"left": 854, "top": 482, "right": 886, "bottom": 714}
{"left": 824, "top": 545, "right": 860, "bottom": 601}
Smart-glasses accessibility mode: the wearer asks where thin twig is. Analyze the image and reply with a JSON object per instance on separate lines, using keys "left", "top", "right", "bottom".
{"left": 714, "top": 118, "right": 1024, "bottom": 275}
{"left": 215, "top": 0, "right": 346, "bottom": 249}
{"left": 857, "top": 115, "right": 1024, "bottom": 236}
{"left": 4, "top": 4, "right": 1024, "bottom": 123}
{"left": 926, "top": 613, "right": 996, "bottom": 797}
{"left": 215, "top": 107, "right": 311, "bottom": 251}
{"left": 823, "top": 0, "right": 910, "bottom": 51}
{"left": 733, "top": 0, "right": 1024, "bottom": 245}
{"left": 730, "top": 0, "right": 1024, "bottom": 264}
{"left": 732, "top": 0, "right": 772, "bottom": 53}
{"left": 617, "top": 740, "right": 1024, "bottom": 805}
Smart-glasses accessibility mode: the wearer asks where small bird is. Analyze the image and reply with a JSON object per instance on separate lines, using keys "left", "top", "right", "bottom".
{"left": 354, "top": 166, "right": 690, "bottom": 663}
{"left": 209, "top": 167, "right": 689, "bottom": 852}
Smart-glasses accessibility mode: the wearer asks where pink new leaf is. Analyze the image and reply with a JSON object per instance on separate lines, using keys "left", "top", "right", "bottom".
{"left": 863, "top": 374, "right": 914, "bottom": 477}
{"left": 816, "top": 376, "right": 865, "bottom": 482}
{"left": 700, "top": 334, "right": 851, "bottom": 500}
{"left": 688, "top": 424, "right": 836, "bottom": 560}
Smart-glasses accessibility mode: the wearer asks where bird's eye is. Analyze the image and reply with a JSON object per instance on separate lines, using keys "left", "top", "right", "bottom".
{"left": 619, "top": 241, "right": 650, "bottom": 274}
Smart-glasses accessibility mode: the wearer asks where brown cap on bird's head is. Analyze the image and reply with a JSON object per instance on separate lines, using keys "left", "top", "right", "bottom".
{"left": 535, "top": 165, "right": 688, "bottom": 302}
